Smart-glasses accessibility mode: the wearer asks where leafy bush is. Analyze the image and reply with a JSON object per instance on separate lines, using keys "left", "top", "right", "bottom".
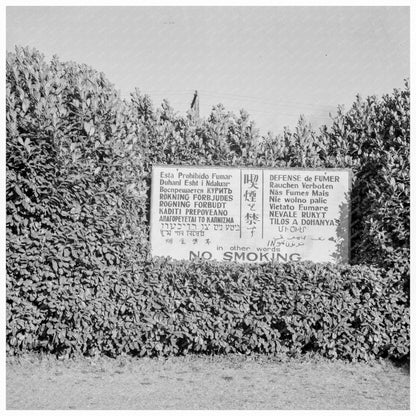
{"left": 322, "top": 86, "right": 410, "bottom": 283}
{"left": 7, "top": 260, "right": 409, "bottom": 361}
{"left": 6, "top": 47, "right": 150, "bottom": 304}
{"left": 6, "top": 46, "right": 410, "bottom": 361}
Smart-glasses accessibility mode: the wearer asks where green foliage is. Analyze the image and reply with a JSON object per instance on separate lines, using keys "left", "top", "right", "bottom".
{"left": 6, "top": 47, "right": 150, "bottom": 353}
{"left": 323, "top": 87, "right": 410, "bottom": 282}
{"left": 7, "top": 260, "right": 409, "bottom": 361}
{"left": 6, "top": 46, "right": 409, "bottom": 361}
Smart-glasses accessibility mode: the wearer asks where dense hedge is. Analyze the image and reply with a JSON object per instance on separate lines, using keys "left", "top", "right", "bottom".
{"left": 7, "top": 260, "right": 409, "bottom": 361}
{"left": 6, "top": 47, "right": 410, "bottom": 360}
{"left": 323, "top": 89, "right": 410, "bottom": 284}
{"left": 6, "top": 47, "right": 149, "bottom": 289}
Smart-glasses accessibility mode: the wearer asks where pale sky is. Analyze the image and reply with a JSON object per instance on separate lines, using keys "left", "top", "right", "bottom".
{"left": 6, "top": 6, "right": 410, "bottom": 136}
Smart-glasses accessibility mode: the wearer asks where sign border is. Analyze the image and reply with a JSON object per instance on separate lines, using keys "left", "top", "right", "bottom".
{"left": 150, "top": 164, "right": 352, "bottom": 263}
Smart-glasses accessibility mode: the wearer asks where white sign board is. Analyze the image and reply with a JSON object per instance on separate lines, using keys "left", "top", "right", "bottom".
{"left": 150, "top": 165, "right": 351, "bottom": 263}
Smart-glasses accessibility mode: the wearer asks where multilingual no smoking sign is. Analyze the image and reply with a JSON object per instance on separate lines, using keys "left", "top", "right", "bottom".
{"left": 150, "top": 165, "right": 351, "bottom": 263}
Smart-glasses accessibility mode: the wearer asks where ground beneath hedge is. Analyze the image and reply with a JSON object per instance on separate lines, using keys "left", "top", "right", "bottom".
{"left": 6, "top": 353, "right": 409, "bottom": 410}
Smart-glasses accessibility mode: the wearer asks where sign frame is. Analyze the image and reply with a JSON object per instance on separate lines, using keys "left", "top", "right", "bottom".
{"left": 150, "top": 164, "right": 352, "bottom": 263}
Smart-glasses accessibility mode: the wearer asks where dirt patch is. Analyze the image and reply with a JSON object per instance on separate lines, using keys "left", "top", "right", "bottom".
{"left": 6, "top": 354, "right": 409, "bottom": 410}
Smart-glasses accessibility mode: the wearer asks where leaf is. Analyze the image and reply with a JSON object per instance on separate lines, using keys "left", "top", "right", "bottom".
{"left": 22, "top": 99, "right": 29, "bottom": 113}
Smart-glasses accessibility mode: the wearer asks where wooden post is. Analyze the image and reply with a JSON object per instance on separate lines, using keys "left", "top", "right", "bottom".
{"left": 190, "top": 90, "right": 200, "bottom": 118}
